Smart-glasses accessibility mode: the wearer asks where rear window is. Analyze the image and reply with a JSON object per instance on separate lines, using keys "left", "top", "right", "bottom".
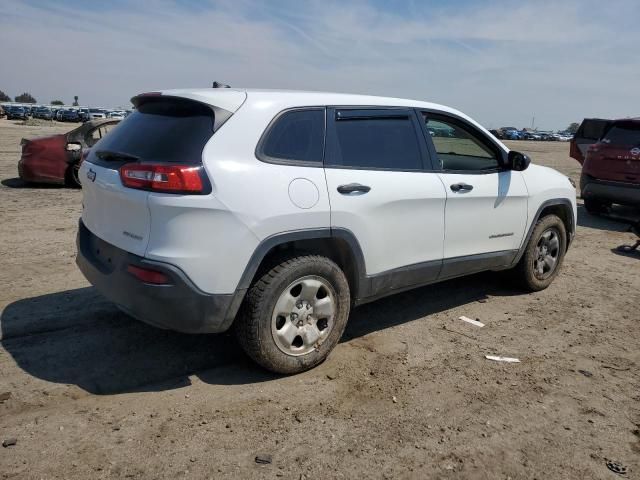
{"left": 602, "top": 124, "right": 640, "bottom": 146}
{"left": 577, "top": 119, "right": 611, "bottom": 140}
{"left": 91, "top": 98, "right": 214, "bottom": 164}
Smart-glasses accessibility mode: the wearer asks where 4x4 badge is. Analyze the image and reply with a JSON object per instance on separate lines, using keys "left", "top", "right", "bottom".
{"left": 630, "top": 147, "right": 640, "bottom": 156}
{"left": 87, "top": 169, "right": 96, "bottom": 182}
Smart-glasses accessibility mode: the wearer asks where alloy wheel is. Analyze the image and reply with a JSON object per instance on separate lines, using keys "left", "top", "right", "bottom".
{"left": 533, "top": 227, "right": 560, "bottom": 280}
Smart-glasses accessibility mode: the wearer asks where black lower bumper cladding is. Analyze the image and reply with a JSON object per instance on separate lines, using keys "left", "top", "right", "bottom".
{"left": 76, "top": 220, "right": 239, "bottom": 333}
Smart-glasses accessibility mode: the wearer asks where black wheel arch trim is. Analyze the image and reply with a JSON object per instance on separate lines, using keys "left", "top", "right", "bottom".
{"left": 235, "top": 227, "right": 367, "bottom": 293}
{"left": 510, "top": 198, "right": 575, "bottom": 267}
{"left": 226, "top": 227, "right": 366, "bottom": 327}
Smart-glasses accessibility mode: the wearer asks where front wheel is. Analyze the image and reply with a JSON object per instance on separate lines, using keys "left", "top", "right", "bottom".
{"left": 235, "top": 255, "right": 350, "bottom": 374}
{"left": 514, "top": 214, "right": 567, "bottom": 291}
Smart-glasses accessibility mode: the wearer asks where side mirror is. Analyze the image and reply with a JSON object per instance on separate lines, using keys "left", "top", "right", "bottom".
{"left": 507, "top": 151, "right": 531, "bottom": 171}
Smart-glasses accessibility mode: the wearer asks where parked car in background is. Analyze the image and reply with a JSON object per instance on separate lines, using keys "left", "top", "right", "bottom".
{"left": 18, "top": 119, "right": 120, "bottom": 187}
{"left": 502, "top": 128, "right": 522, "bottom": 140}
{"left": 489, "top": 129, "right": 503, "bottom": 139}
{"left": 78, "top": 108, "right": 90, "bottom": 122}
{"left": 6, "top": 106, "right": 28, "bottom": 121}
{"left": 60, "top": 109, "right": 81, "bottom": 122}
{"left": 522, "top": 131, "right": 541, "bottom": 141}
{"left": 76, "top": 88, "right": 576, "bottom": 373}
{"left": 89, "top": 108, "right": 107, "bottom": 119}
{"left": 107, "top": 111, "right": 126, "bottom": 119}
{"left": 539, "top": 131, "right": 556, "bottom": 141}
{"left": 556, "top": 132, "right": 573, "bottom": 142}
{"left": 34, "top": 107, "right": 53, "bottom": 120}
{"left": 570, "top": 118, "right": 640, "bottom": 213}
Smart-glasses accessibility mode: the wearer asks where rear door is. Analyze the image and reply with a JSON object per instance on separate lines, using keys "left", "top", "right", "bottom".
{"left": 570, "top": 118, "right": 611, "bottom": 164}
{"left": 80, "top": 97, "right": 218, "bottom": 256}
{"left": 324, "top": 107, "right": 446, "bottom": 290}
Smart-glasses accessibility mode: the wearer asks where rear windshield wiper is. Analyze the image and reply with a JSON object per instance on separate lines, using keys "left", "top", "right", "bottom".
{"left": 95, "top": 150, "right": 140, "bottom": 162}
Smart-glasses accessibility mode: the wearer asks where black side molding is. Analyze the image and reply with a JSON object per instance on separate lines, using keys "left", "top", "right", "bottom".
{"left": 227, "top": 199, "right": 574, "bottom": 323}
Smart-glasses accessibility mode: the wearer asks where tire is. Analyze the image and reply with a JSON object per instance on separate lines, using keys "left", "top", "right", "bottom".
{"left": 65, "top": 162, "right": 82, "bottom": 188}
{"left": 514, "top": 214, "right": 567, "bottom": 292}
{"left": 583, "top": 197, "right": 609, "bottom": 214}
{"left": 235, "top": 255, "right": 351, "bottom": 374}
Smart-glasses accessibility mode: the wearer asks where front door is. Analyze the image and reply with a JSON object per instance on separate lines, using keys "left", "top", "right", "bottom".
{"left": 420, "top": 112, "right": 528, "bottom": 278}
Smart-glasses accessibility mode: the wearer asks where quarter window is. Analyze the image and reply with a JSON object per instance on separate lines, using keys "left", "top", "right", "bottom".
{"left": 423, "top": 114, "right": 499, "bottom": 171}
{"left": 328, "top": 112, "right": 423, "bottom": 170}
{"left": 260, "top": 109, "right": 325, "bottom": 164}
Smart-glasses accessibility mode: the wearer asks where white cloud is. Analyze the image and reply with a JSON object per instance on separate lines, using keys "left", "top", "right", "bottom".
{"left": 0, "top": 0, "right": 638, "bottom": 129}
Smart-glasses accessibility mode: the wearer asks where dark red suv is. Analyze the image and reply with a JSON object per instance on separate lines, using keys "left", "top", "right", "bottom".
{"left": 570, "top": 118, "right": 640, "bottom": 213}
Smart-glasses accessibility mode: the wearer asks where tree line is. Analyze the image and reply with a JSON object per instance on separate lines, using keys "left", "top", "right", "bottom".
{"left": 0, "top": 90, "right": 74, "bottom": 106}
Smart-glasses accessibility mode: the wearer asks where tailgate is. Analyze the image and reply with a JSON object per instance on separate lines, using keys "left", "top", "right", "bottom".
{"left": 80, "top": 161, "right": 151, "bottom": 256}
{"left": 78, "top": 95, "right": 225, "bottom": 258}
{"left": 586, "top": 122, "right": 640, "bottom": 183}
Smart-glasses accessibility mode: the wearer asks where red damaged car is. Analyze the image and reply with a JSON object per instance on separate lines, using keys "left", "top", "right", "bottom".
{"left": 570, "top": 117, "right": 640, "bottom": 213}
{"left": 18, "top": 119, "right": 120, "bottom": 187}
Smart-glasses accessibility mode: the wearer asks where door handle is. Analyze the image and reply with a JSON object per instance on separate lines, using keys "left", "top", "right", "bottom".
{"left": 337, "top": 183, "right": 371, "bottom": 194}
{"left": 450, "top": 183, "right": 473, "bottom": 192}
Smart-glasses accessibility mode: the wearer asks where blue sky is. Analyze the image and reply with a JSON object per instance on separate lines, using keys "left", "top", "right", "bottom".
{"left": 1, "top": 0, "right": 638, "bottom": 130}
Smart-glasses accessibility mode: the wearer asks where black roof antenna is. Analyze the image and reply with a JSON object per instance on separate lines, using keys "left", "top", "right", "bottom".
{"left": 212, "top": 81, "right": 230, "bottom": 88}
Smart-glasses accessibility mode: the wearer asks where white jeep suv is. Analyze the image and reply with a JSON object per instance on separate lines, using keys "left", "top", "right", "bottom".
{"left": 76, "top": 88, "right": 576, "bottom": 373}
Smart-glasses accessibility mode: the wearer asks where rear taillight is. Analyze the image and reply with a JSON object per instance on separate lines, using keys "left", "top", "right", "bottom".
{"left": 119, "top": 163, "right": 206, "bottom": 194}
{"left": 127, "top": 264, "right": 171, "bottom": 285}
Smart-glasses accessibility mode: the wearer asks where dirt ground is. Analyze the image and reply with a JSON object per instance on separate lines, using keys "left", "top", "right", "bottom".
{"left": 0, "top": 118, "right": 638, "bottom": 479}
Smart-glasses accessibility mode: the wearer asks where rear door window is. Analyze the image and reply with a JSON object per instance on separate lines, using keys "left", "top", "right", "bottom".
{"left": 326, "top": 109, "right": 424, "bottom": 170}
{"left": 258, "top": 109, "right": 325, "bottom": 164}
{"left": 88, "top": 98, "right": 215, "bottom": 166}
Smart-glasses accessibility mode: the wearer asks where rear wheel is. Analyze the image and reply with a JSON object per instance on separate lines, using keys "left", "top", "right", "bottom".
{"left": 65, "top": 162, "right": 82, "bottom": 188}
{"left": 514, "top": 214, "right": 567, "bottom": 291}
{"left": 236, "top": 255, "right": 350, "bottom": 374}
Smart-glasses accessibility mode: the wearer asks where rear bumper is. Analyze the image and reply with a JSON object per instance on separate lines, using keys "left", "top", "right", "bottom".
{"left": 581, "top": 174, "right": 640, "bottom": 206}
{"left": 76, "top": 220, "right": 243, "bottom": 333}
